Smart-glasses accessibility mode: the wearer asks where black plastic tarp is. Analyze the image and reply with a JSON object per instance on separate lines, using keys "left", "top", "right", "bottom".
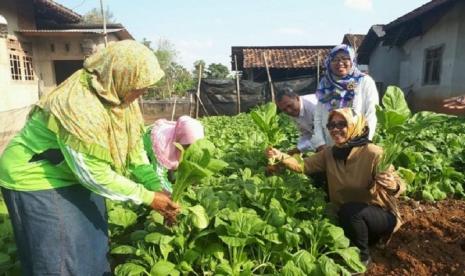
{"left": 198, "top": 76, "right": 318, "bottom": 116}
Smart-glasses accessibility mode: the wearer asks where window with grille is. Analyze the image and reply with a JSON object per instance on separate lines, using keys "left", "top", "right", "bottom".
{"left": 423, "top": 45, "right": 443, "bottom": 85}
{"left": 7, "top": 37, "right": 35, "bottom": 81}
{"left": 23, "top": 55, "right": 34, "bottom": 80}
{"left": 9, "top": 53, "right": 22, "bottom": 80}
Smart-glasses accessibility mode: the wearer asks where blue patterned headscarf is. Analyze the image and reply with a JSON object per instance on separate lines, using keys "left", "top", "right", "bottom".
{"left": 316, "top": 44, "right": 365, "bottom": 110}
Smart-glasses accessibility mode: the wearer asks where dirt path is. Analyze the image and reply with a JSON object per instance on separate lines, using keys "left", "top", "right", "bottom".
{"left": 367, "top": 199, "right": 465, "bottom": 276}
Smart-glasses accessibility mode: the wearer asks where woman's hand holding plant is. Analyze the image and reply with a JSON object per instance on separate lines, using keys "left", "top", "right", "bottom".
{"left": 151, "top": 192, "right": 180, "bottom": 226}
{"left": 374, "top": 171, "right": 398, "bottom": 191}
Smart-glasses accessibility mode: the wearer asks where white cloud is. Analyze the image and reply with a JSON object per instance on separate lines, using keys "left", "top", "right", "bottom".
{"left": 344, "top": 0, "right": 373, "bottom": 12}
{"left": 274, "top": 27, "right": 306, "bottom": 36}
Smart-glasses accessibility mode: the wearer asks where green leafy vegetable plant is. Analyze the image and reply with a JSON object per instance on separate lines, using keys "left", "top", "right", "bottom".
{"left": 172, "top": 139, "right": 228, "bottom": 202}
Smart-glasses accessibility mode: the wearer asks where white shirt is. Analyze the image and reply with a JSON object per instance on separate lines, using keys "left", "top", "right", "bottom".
{"left": 294, "top": 94, "right": 318, "bottom": 152}
{"left": 313, "top": 75, "right": 379, "bottom": 147}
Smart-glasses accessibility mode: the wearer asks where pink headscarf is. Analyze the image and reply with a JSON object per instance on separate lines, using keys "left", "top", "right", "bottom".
{"left": 151, "top": 116, "right": 205, "bottom": 170}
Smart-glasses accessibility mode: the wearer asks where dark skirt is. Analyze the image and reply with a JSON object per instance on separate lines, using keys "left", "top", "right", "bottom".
{"left": 1, "top": 185, "right": 110, "bottom": 276}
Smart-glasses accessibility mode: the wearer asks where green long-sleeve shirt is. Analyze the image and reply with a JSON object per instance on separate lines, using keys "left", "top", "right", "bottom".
{"left": 0, "top": 109, "right": 164, "bottom": 205}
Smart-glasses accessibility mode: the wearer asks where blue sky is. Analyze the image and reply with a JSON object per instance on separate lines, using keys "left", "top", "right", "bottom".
{"left": 57, "top": 0, "right": 430, "bottom": 70}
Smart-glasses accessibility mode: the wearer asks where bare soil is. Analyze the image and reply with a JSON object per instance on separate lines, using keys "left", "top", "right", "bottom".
{"left": 367, "top": 199, "right": 465, "bottom": 276}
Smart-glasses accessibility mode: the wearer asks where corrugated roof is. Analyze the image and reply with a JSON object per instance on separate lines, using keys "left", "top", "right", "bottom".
{"left": 231, "top": 46, "right": 334, "bottom": 70}
{"left": 18, "top": 28, "right": 133, "bottom": 40}
{"left": 19, "top": 28, "right": 121, "bottom": 33}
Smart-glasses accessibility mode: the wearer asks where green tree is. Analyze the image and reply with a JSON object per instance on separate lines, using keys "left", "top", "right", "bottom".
{"left": 170, "top": 63, "right": 195, "bottom": 94}
{"left": 206, "top": 63, "right": 230, "bottom": 79}
{"left": 154, "top": 39, "right": 177, "bottom": 70}
{"left": 143, "top": 39, "right": 194, "bottom": 99}
{"left": 141, "top": 37, "right": 153, "bottom": 50}
{"left": 192, "top": 60, "right": 206, "bottom": 79}
{"left": 82, "top": 7, "right": 116, "bottom": 24}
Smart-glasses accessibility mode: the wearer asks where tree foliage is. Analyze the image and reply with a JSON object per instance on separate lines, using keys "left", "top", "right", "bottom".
{"left": 144, "top": 39, "right": 194, "bottom": 99}
{"left": 206, "top": 63, "right": 230, "bottom": 79}
{"left": 82, "top": 7, "right": 116, "bottom": 24}
{"left": 192, "top": 60, "right": 207, "bottom": 79}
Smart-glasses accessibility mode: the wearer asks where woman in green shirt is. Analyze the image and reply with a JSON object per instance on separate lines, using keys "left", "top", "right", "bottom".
{"left": 0, "top": 40, "right": 179, "bottom": 275}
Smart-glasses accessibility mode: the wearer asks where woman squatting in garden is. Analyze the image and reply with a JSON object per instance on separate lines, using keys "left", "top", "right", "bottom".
{"left": 265, "top": 108, "right": 405, "bottom": 265}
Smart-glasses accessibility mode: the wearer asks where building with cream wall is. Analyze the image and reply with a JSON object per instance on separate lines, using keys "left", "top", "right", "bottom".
{"left": 358, "top": 0, "right": 465, "bottom": 113}
{"left": 0, "top": 0, "right": 132, "bottom": 153}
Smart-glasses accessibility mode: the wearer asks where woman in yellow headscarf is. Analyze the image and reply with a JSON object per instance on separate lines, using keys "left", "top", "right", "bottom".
{"left": 266, "top": 108, "right": 405, "bottom": 266}
{"left": 0, "top": 40, "right": 179, "bottom": 275}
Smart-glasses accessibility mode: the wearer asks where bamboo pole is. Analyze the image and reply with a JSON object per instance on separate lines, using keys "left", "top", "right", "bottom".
{"left": 263, "top": 52, "right": 275, "bottom": 103}
{"left": 99, "top": 0, "right": 108, "bottom": 47}
{"left": 189, "top": 92, "right": 194, "bottom": 117}
{"left": 197, "top": 94, "right": 209, "bottom": 116}
{"left": 171, "top": 96, "right": 177, "bottom": 121}
{"left": 195, "top": 64, "right": 203, "bottom": 118}
{"left": 317, "top": 50, "right": 320, "bottom": 85}
{"left": 234, "top": 55, "right": 241, "bottom": 114}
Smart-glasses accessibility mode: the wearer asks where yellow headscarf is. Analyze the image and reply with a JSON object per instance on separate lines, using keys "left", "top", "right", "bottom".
{"left": 37, "top": 40, "right": 164, "bottom": 174}
{"left": 328, "top": 108, "right": 368, "bottom": 142}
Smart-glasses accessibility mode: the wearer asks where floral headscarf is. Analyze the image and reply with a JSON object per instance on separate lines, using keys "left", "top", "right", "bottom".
{"left": 38, "top": 40, "right": 164, "bottom": 174}
{"left": 316, "top": 44, "right": 365, "bottom": 110}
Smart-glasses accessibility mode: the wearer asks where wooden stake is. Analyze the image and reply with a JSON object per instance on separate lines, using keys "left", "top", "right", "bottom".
{"left": 197, "top": 94, "right": 209, "bottom": 116}
{"left": 195, "top": 64, "right": 203, "bottom": 118}
{"left": 317, "top": 50, "right": 320, "bottom": 85}
{"left": 99, "top": 0, "right": 108, "bottom": 47}
{"left": 189, "top": 92, "right": 194, "bottom": 117}
{"left": 171, "top": 96, "right": 177, "bottom": 121}
{"left": 263, "top": 52, "right": 275, "bottom": 103}
{"left": 234, "top": 55, "right": 241, "bottom": 114}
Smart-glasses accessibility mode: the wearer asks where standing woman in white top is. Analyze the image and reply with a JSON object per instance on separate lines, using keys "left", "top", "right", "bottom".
{"left": 313, "top": 44, "right": 379, "bottom": 151}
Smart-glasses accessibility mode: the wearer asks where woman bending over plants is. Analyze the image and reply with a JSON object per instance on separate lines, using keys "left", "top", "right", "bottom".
{"left": 0, "top": 41, "right": 180, "bottom": 275}
{"left": 141, "top": 115, "right": 204, "bottom": 195}
{"left": 265, "top": 108, "right": 405, "bottom": 266}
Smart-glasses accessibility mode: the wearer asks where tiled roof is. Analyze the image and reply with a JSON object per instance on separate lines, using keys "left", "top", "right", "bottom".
{"left": 232, "top": 46, "right": 334, "bottom": 70}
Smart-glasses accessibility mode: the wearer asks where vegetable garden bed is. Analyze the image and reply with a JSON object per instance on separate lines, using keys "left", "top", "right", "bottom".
{"left": 1, "top": 87, "right": 464, "bottom": 275}
{"left": 367, "top": 199, "right": 465, "bottom": 275}
{"left": 105, "top": 87, "right": 465, "bottom": 275}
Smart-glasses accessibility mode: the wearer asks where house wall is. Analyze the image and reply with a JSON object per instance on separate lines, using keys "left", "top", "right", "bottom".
{"left": 402, "top": 1, "right": 464, "bottom": 112}
{"left": 32, "top": 34, "right": 119, "bottom": 95}
{"left": 368, "top": 45, "right": 403, "bottom": 93}
{"left": 0, "top": 0, "right": 35, "bottom": 33}
{"left": 0, "top": 0, "right": 38, "bottom": 112}
{"left": 0, "top": 0, "right": 123, "bottom": 150}
{"left": 451, "top": 1, "right": 465, "bottom": 95}
{"left": 368, "top": 1, "right": 465, "bottom": 113}
{"left": 0, "top": 37, "right": 38, "bottom": 111}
